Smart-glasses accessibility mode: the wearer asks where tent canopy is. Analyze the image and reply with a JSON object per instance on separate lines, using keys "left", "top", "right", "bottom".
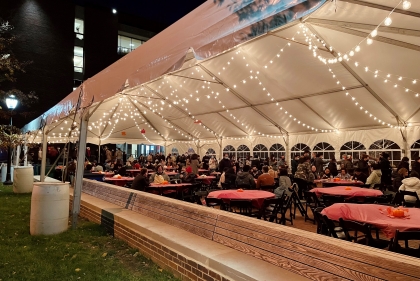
{"left": 24, "top": 0, "right": 420, "bottom": 154}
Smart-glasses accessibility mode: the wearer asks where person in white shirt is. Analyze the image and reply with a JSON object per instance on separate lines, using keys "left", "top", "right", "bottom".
{"left": 399, "top": 171, "right": 420, "bottom": 203}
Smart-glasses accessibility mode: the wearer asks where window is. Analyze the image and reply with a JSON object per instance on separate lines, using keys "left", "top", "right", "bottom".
{"left": 171, "top": 147, "right": 179, "bottom": 155}
{"left": 237, "top": 145, "right": 250, "bottom": 161}
{"left": 187, "top": 148, "right": 195, "bottom": 155}
{"left": 74, "top": 46, "right": 84, "bottom": 73}
{"left": 223, "top": 145, "right": 235, "bottom": 159}
{"left": 206, "top": 148, "right": 216, "bottom": 156}
{"left": 369, "top": 139, "right": 401, "bottom": 167}
{"left": 118, "top": 35, "right": 144, "bottom": 54}
{"left": 74, "top": 18, "right": 84, "bottom": 39}
{"left": 253, "top": 144, "right": 268, "bottom": 160}
{"left": 313, "top": 142, "right": 335, "bottom": 161}
{"left": 269, "top": 143, "right": 285, "bottom": 160}
{"left": 291, "top": 143, "right": 310, "bottom": 158}
{"left": 411, "top": 139, "right": 420, "bottom": 165}
{"left": 340, "top": 141, "right": 366, "bottom": 161}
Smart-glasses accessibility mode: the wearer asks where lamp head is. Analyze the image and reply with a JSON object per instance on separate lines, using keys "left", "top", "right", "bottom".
{"left": 6, "top": 95, "right": 18, "bottom": 110}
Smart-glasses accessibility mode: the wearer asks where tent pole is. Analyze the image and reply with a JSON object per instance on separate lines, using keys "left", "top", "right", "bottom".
{"left": 40, "top": 126, "right": 49, "bottom": 182}
{"left": 15, "top": 145, "right": 20, "bottom": 166}
{"left": 23, "top": 142, "right": 28, "bottom": 166}
{"left": 72, "top": 111, "right": 89, "bottom": 229}
{"left": 219, "top": 137, "right": 223, "bottom": 161}
{"left": 285, "top": 135, "right": 290, "bottom": 172}
{"left": 98, "top": 139, "right": 101, "bottom": 163}
{"left": 402, "top": 127, "right": 409, "bottom": 157}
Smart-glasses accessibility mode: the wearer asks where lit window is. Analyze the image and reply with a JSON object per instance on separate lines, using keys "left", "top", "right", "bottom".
{"left": 74, "top": 18, "right": 84, "bottom": 40}
{"left": 74, "top": 46, "right": 84, "bottom": 73}
{"left": 117, "top": 35, "right": 144, "bottom": 54}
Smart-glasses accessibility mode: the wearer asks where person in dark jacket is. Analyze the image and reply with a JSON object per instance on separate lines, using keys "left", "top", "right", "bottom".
{"left": 353, "top": 168, "right": 368, "bottom": 183}
{"left": 202, "top": 153, "right": 210, "bottom": 170}
{"left": 314, "top": 153, "right": 328, "bottom": 175}
{"left": 397, "top": 157, "right": 410, "bottom": 171}
{"left": 380, "top": 152, "right": 392, "bottom": 186}
{"left": 327, "top": 158, "right": 338, "bottom": 177}
{"left": 219, "top": 154, "right": 232, "bottom": 172}
{"left": 235, "top": 165, "right": 256, "bottom": 189}
{"left": 224, "top": 168, "right": 237, "bottom": 186}
{"left": 181, "top": 166, "right": 196, "bottom": 183}
{"left": 393, "top": 168, "right": 408, "bottom": 192}
{"left": 357, "top": 154, "right": 370, "bottom": 175}
{"left": 291, "top": 155, "right": 299, "bottom": 176}
{"left": 131, "top": 168, "right": 150, "bottom": 191}
{"left": 413, "top": 157, "right": 420, "bottom": 175}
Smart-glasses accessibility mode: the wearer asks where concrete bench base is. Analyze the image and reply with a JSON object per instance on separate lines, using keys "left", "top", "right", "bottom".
{"left": 70, "top": 188, "right": 309, "bottom": 281}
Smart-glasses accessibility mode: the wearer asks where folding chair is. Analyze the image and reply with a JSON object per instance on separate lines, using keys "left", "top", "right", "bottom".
{"left": 389, "top": 230, "right": 420, "bottom": 258}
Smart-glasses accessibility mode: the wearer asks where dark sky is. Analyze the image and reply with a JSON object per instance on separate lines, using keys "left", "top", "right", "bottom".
{"left": 74, "top": 0, "right": 207, "bottom": 26}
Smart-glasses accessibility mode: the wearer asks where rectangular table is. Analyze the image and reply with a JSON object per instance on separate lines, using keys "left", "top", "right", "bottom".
{"left": 322, "top": 203, "right": 420, "bottom": 238}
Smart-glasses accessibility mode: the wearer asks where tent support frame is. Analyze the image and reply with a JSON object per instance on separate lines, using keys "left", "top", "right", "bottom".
{"left": 340, "top": 0, "right": 420, "bottom": 19}
{"left": 40, "top": 125, "right": 49, "bottom": 182}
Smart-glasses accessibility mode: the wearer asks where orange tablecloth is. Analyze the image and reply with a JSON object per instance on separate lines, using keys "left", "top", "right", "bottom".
{"left": 207, "top": 190, "right": 275, "bottom": 209}
{"left": 321, "top": 203, "right": 420, "bottom": 238}
{"left": 103, "top": 177, "right": 134, "bottom": 186}
{"left": 310, "top": 186, "right": 383, "bottom": 198}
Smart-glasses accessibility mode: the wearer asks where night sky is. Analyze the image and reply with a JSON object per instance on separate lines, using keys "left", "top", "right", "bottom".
{"left": 74, "top": 0, "right": 207, "bottom": 26}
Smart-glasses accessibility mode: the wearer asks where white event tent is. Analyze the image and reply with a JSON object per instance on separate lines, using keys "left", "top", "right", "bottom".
{"left": 24, "top": 0, "right": 420, "bottom": 166}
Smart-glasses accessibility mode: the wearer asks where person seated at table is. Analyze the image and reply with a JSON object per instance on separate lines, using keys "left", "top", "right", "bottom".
{"left": 352, "top": 168, "right": 367, "bottom": 183}
{"left": 274, "top": 168, "right": 293, "bottom": 198}
{"left": 180, "top": 166, "right": 196, "bottom": 183}
{"left": 84, "top": 164, "right": 94, "bottom": 174}
{"left": 104, "top": 160, "right": 112, "bottom": 171}
{"left": 338, "top": 169, "right": 351, "bottom": 180}
{"left": 366, "top": 164, "right": 382, "bottom": 188}
{"left": 268, "top": 166, "right": 278, "bottom": 179}
{"left": 399, "top": 171, "right": 420, "bottom": 203}
{"left": 209, "top": 156, "right": 217, "bottom": 173}
{"left": 257, "top": 166, "right": 274, "bottom": 190}
{"left": 149, "top": 164, "right": 170, "bottom": 184}
{"left": 250, "top": 166, "right": 262, "bottom": 179}
{"left": 393, "top": 168, "right": 408, "bottom": 192}
{"left": 131, "top": 168, "right": 149, "bottom": 191}
{"left": 327, "top": 158, "right": 338, "bottom": 177}
{"left": 236, "top": 165, "right": 256, "bottom": 189}
{"left": 218, "top": 167, "right": 228, "bottom": 188}
{"left": 92, "top": 161, "right": 103, "bottom": 172}
{"left": 311, "top": 165, "right": 322, "bottom": 180}
{"left": 321, "top": 168, "right": 332, "bottom": 179}
{"left": 224, "top": 167, "right": 237, "bottom": 187}
{"left": 114, "top": 163, "right": 127, "bottom": 176}
{"left": 132, "top": 160, "right": 141, "bottom": 169}
{"left": 145, "top": 161, "right": 154, "bottom": 169}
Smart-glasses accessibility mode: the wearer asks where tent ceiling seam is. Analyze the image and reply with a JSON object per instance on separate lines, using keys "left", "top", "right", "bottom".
{"left": 216, "top": 112, "right": 249, "bottom": 136}
{"left": 298, "top": 98, "right": 335, "bottom": 129}
{"left": 269, "top": 34, "right": 331, "bottom": 52}
{"left": 99, "top": 97, "right": 121, "bottom": 137}
{"left": 306, "top": 23, "right": 404, "bottom": 124}
{"left": 340, "top": 0, "right": 420, "bottom": 18}
{"left": 198, "top": 64, "right": 289, "bottom": 136}
{"left": 306, "top": 18, "right": 420, "bottom": 37}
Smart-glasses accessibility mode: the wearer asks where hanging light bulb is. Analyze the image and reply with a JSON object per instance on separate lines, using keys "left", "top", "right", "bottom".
{"left": 355, "top": 45, "right": 361, "bottom": 52}
{"left": 349, "top": 50, "right": 355, "bottom": 56}
{"left": 367, "top": 38, "right": 373, "bottom": 45}
{"left": 370, "top": 29, "right": 378, "bottom": 38}
{"left": 384, "top": 17, "right": 392, "bottom": 26}
{"left": 402, "top": 1, "right": 411, "bottom": 10}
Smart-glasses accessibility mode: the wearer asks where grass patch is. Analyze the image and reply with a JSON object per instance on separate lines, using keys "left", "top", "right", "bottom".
{"left": 0, "top": 185, "right": 178, "bottom": 281}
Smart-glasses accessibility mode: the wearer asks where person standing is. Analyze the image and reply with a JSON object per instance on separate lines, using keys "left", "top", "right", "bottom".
{"left": 202, "top": 153, "right": 210, "bottom": 170}
{"left": 218, "top": 154, "right": 232, "bottom": 173}
{"left": 115, "top": 148, "right": 123, "bottom": 161}
{"left": 190, "top": 154, "right": 200, "bottom": 175}
{"left": 105, "top": 147, "right": 112, "bottom": 162}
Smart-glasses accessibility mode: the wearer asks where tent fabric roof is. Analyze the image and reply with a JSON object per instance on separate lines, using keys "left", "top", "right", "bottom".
{"left": 24, "top": 0, "right": 420, "bottom": 146}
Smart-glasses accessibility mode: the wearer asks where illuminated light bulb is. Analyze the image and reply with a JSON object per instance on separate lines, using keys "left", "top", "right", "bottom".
{"left": 387, "top": 74, "right": 390, "bottom": 78}
{"left": 394, "top": 84, "right": 397, "bottom": 88}
{"left": 365, "top": 67, "right": 369, "bottom": 72}
{"left": 398, "top": 77, "right": 402, "bottom": 80}
{"left": 355, "top": 62, "right": 359, "bottom": 67}
{"left": 384, "top": 17, "right": 392, "bottom": 26}
{"left": 367, "top": 38, "right": 373, "bottom": 45}
{"left": 345, "top": 92, "right": 349, "bottom": 96}
{"left": 355, "top": 46, "right": 361, "bottom": 52}
{"left": 370, "top": 29, "right": 378, "bottom": 38}
{"left": 349, "top": 51, "right": 355, "bottom": 56}
{"left": 384, "top": 79, "right": 388, "bottom": 83}
{"left": 338, "top": 57, "right": 343, "bottom": 62}
{"left": 343, "top": 54, "right": 348, "bottom": 59}
{"left": 352, "top": 97, "right": 355, "bottom": 100}
{"left": 405, "top": 89, "right": 409, "bottom": 92}
{"left": 413, "top": 80, "right": 417, "bottom": 84}
{"left": 416, "top": 93, "right": 419, "bottom": 97}
{"left": 402, "top": 1, "right": 411, "bottom": 10}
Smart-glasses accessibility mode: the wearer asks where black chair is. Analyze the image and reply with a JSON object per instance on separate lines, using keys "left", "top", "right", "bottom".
{"left": 322, "top": 195, "right": 345, "bottom": 207}
{"left": 229, "top": 199, "right": 259, "bottom": 217}
{"left": 399, "top": 191, "right": 420, "bottom": 207}
{"left": 236, "top": 183, "right": 252, "bottom": 190}
{"left": 279, "top": 194, "right": 294, "bottom": 225}
{"left": 313, "top": 207, "right": 328, "bottom": 235}
{"left": 303, "top": 191, "right": 323, "bottom": 223}
{"left": 323, "top": 182, "right": 341, "bottom": 188}
{"left": 262, "top": 195, "right": 284, "bottom": 223}
{"left": 322, "top": 215, "right": 346, "bottom": 239}
{"left": 160, "top": 186, "right": 178, "bottom": 199}
{"left": 392, "top": 192, "right": 404, "bottom": 206}
{"left": 339, "top": 219, "right": 389, "bottom": 249}
{"left": 179, "top": 186, "right": 195, "bottom": 202}
{"left": 389, "top": 230, "right": 420, "bottom": 258}
{"left": 205, "top": 197, "right": 225, "bottom": 210}
{"left": 260, "top": 184, "right": 275, "bottom": 193}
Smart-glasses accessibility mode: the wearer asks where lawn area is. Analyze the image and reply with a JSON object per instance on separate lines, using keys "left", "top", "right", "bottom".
{"left": 0, "top": 184, "right": 178, "bottom": 281}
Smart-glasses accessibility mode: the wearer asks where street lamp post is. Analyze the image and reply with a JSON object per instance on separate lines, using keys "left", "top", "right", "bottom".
{"left": 3, "top": 95, "right": 18, "bottom": 185}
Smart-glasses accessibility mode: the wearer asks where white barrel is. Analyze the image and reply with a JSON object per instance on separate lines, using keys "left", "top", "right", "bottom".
{"left": 13, "top": 166, "right": 34, "bottom": 193}
{"left": 1, "top": 165, "right": 14, "bottom": 182}
{"left": 30, "top": 182, "right": 69, "bottom": 235}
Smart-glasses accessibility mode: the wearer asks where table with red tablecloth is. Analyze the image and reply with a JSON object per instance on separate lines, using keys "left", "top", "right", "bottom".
{"left": 196, "top": 175, "right": 216, "bottom": 185}
{"left": 314, "top": 179, "right": 363, "bottom": 188}
{"left": 126, "top": 169, "right": 142, "bottom": 177}
{"left": 198, "top": 169, "right": 209, "bottom": 175}
{"left": 321, "top": 203, "right": 420, "bottom": 238}
{"left": 310, "top": 186, "right": 383, "bottom": 198}
{"left": 103, "top": 177, "right": 134, "bottom": 187}
{"left": 149, "top": 172, "right": 179, "bottom": 177}
{"left": 207, "top": 190, "right": 275, "bottom": 209}
{"left": 92, "top": 172, "right": 114, "bottom": 177}
{"left": 150, "top": 183, "right": 192, "bottom": 192}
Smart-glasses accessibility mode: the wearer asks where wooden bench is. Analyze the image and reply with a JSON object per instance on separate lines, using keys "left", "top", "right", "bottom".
{"left": 79, "top": 179, "right": 420, "bottom": 281}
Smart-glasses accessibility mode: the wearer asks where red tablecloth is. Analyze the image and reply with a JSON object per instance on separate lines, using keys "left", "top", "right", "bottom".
{"left": 126, "top": 169, "right": 141, "bottom": 176}
{"left": 149, "top": 172, "right": 179, "bottom": 176}
{"left": 310, "top": 186, "right": 383, "bottom": 198}
{"left": 92, "top": 172, "right": 114, "bottom": 177}
{"left": 207, "top": 190, "right": 275, "bottom": 209}
{"left": 198, "top": 169, "right": 209, "bottom": 174}
{"left": 150, "top": 183, "right": 192, "bottom": 192}
{"left": 314, "top": 179, "right": 363, "bottom": 186}
{"left": 321, "top": 203, "right": 420, "bottom": 238}
{"left": 103, "top": 177, "right": 134, "bottom": 186}
{"left": 196, "top": 176, "right": 216, "bottom": 180}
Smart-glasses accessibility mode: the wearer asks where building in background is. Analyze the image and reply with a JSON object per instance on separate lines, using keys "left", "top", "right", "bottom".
{"left": 0, "top": 0, "right": 162, "bottom": 127}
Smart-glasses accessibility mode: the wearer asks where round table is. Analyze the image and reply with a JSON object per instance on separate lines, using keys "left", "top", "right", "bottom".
{"left": 207, "top": 190, "right": 275, "bottom": 209}
{"left": 322, "top": 203, "right": 420, "bottom": 238}
{"left": 149, "top": 172, "right": 179, "bottom": 177}
{"left": 149, "top": 183, "right": 192, "bottom": 192}
{"left": 196, "top": 176, "right": 216, "bottom": 180}
{"left": 92, "top": 172, "right": 114, "bottom": 177}
{"left": 103, "top": 177, "right": 134, "bottom": 187}
{"left": 126, "top": 169, "right": 141, "bottom": 177}
{"left": 314, "top": 179, "right": 363, "bottom": 188}
{"left": 198, "top": 169, "right": 209, "bottom": 175}
{"left": 310, "top": 186, "right": 383, "bottom": 198}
